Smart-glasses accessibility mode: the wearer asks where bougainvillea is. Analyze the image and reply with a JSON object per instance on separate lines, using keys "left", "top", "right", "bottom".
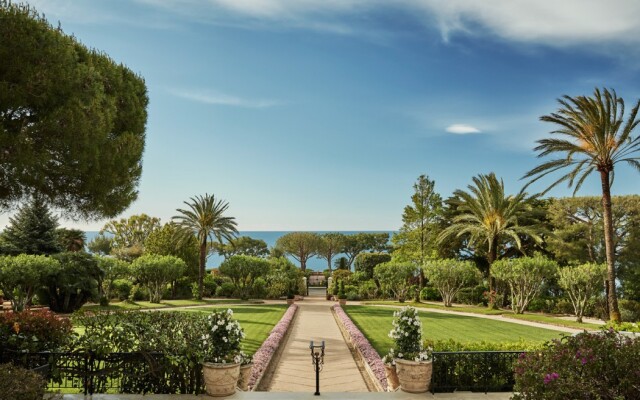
{"left": 333, "top": 304, "right": 388, "bottom": 391}
{"left": 248, "top": 304, "right": 298, "bottom": 390}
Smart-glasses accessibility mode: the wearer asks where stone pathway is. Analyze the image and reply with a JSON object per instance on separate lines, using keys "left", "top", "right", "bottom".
{"left": 266, "top": 297, "right": 370, "bottom": 393}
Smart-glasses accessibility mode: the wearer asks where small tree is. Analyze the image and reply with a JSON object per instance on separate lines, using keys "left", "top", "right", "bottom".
{"left": 43, "top": 252, "right": 103, "bottom": 313}
{"left": 492, "top": 255, "right": 558, "bottom": 314}
{"left": 423, "top": 259, "right": 480, "bottom": 307}
{"left": 102, "top": 214, "right": 162, "bottom": 261}
{"left": 0, "top": 254, "right": 59, "bottom": 311}
{"left": 219, "top": 255, "right": 270, "bottom": 300}
{"left": 275, "top": 232, "right": 321, "bottom": 271}
{"left": 96, "top": 256, "right": 130, "bottom": 302}
{"left": 88, "top": 233, "right": 113, "bottom": 256}
{"left": 131, "top": 254, "right": 186, "bottom": 303}
{"left": 558, "top": 263, "right": 606, "bottom": 323}
{"left": 374, "top": 262, "right": 415, "bottom": 302}
{"left": 354, "top": 252, "right": 391, "bottom": 279}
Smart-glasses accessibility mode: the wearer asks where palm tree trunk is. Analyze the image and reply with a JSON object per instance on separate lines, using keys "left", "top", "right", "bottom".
{"left": 487, "top": 238, "right": 498, "bottom": 292}
{"left": 600, "top": 170, "right": 621, "bottom": 323}
{"left": 198, "top": 239, "right": 206, "bottom": 300}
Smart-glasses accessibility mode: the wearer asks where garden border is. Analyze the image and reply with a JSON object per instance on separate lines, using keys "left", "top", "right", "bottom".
{"left": 331, "top": 304, "right": 388, "bottom": 392}
{"left": 248, "top": 304, "right": 298, "bottom": 391}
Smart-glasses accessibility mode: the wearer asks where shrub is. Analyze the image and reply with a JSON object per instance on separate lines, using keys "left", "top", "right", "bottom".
{"left": 219, "top": 255, "right": 270, "bottom": 300}
{"left": 552, "top": 299, "right": 575, "bottom": 315}
{"left": 358, "top": 280, "right": 378, "bottom": 300}
{"left": 513, "top": 330, "right": 640, "bottom": 400}
{"left": 420, "top": 286, "right": 442, "bottom": 301}
{"left": 331, "top": 269, "right": 352, "bottom": 285}
{"left": 131, "top": 254, "right": 186, "bottom": 303}
{"left": 603, "top": 321, "right": 640, "bottom": 333}
{"left": 96, "top": 256, "right": 130, "bottom": 303}
{"left": 619, "top": 299, "right": 640, "bottom": 322}
{"left": 216, "top": 282, "right": 235, "bottom": 297}
{"left": 338, "top": 280, "right": 346, "bottom": 300}
{"left": 42, "top": 252, "right": 102, "bottom": 313}
{"left": 0, "top": 309, "right": 72, "bottom": 352}
{"left": 456, "top": 285, "right": 487, "bottom": 305}
{"left": 374, "top": 262, "right": 415, "bottom": 301}
{"left": 557, "top": 263, "right": 606, "bottom": 323}
{"left": 128, "top": 284, "right": 148, "bottom": 301}
{"left": 492, "top": 255, "right": 558, "bottom": 314}
{"left": 527, "top": 298, "right": 555, "bottom": 313}
{"left": 0, "top": 363, "right": 46, "bottom": 400}
{"left": 346, "top": 291, "right": 359, "bottom": 301}
{"left": 0, "top": 254, "right": 60, "bottom": 311}
{"left": 202, "top": 274, "right": 218, "bottom": 298}
{"left": 354, "top": 252, "right": 391, "bottom": 279}
{"left": 424, "top": 338, "right": 544, "bottom": 352}
{"left": 252, "top": 277, "right": 267, "bottom": 299}
{"left": 112, "top": 279, "right": 133, "bottom": 301}
{"left": 423, "top": 259, "right": 480, "bottom": 307}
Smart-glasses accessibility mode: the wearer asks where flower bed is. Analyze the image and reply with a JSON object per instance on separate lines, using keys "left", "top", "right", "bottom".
{"left": 247, "top": 304, "right": 298, "bottom": 390}
{"left": 332, "top": 304, "right": 387, "bottom": 391}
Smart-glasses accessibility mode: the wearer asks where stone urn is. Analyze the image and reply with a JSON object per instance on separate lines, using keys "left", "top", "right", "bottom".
{"left": 202, "top": 362, "right": 240, "bottom": 397}
{"left": 394, "top": 358, "right": 432, "bottom": 393}
{"left": 237, "top": 363, "right": 253, "bottom": 391}
{"left": 384, "top": 364, "right": 400, "bottom": 391}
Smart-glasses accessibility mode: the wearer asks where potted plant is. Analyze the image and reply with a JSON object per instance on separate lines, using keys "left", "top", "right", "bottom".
{"left": 201, "top": 309, "right": 245, "bottom": 397}
{"left": 389, "top": 306, "right": 432, "bottom": 393}
{"left": 331, "top": 280, "right": 340, "bottom": 301}
{"left": 338, "top": 281, "right": 347, "bottom": 306}
{"left": 382, "top": 350, "right": 400, "bottom": 391}
{"left": 236, "top": 351, "right": 253, "bottom": 391}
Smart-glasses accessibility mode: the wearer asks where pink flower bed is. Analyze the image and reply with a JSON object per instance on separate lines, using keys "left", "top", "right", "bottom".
{"left": 332, "top": 304, "right": 388, "bottom": 391}
{"left": 247, "top": 304, "right": 298, "bottom": 390}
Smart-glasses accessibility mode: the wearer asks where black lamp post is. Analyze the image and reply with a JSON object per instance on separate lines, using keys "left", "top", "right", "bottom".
{"left": 309, "top": 340, "right": 325, "bottom": 395}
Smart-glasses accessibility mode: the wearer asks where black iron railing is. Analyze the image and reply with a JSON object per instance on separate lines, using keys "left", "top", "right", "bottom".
{"left": 431, "top": 350, "right": 524, "bottom": 393}
{"left": 0, "top": 350, "right": 204, "bottom": 395}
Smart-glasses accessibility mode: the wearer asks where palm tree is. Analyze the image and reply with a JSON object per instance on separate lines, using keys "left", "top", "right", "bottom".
{"left": 56, "top": 228, "right": 86, "bottom": 252}
{"left": 173, "top": 194, "right": 238, "bottom": 299}
{"left": 438, "top": 173, "right": 541, "bottom": 301}
{"left": 523, "top": 88, "right": 640, "bottom": 322}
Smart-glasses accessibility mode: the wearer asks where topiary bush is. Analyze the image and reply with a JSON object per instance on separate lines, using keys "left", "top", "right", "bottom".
{"left": 0, "top": 363, "right": 47, "bottom": 400}
{"left": 513, "top": 330, "right": 640, "bottom": 400}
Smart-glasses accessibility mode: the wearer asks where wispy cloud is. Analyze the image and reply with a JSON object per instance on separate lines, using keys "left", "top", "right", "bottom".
{"left": 446, "top": 124, "right": 481, "bottom": 135}
{"left": 169, "top": 89, "right": 280, "bottom": 109}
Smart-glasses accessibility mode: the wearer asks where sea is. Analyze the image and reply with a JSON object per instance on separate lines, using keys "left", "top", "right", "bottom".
{"left": 85, "top": 231, "right": 394, "bottom": 271}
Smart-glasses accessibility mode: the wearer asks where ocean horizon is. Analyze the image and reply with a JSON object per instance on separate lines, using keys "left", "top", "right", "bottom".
{"left": 85, "top": 230, "right": 394, "bottom": 271}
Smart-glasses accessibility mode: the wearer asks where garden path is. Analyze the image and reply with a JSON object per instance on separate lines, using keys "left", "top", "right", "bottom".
{"left": 266, "top": 297, "right": 371, "bottom": 393}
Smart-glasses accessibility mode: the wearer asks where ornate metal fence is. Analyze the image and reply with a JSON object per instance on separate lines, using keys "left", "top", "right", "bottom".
{"left": 0, "top": 350, "right": 204, "bottom": 395}
{"left": 431, "top": 350, "right": 524, "bottom": 393}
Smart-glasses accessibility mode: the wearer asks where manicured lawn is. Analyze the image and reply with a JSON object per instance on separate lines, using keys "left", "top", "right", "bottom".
{"left": 82, "top": 298, "right": 253, "bottom": 312}
{"left": 503, "top": 313, "right": 600, "bottom": 330}
{"left": 344, "top": 305, "right": 563, "bottom": 356}
{"left": 363, "top": 300, "right": 600, "bottom": 330}
{"left": 179, "top": 305, "right": 287, "bottom": 355}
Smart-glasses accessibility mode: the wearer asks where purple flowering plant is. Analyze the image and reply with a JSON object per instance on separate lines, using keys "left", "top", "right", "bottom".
{"left": 512, "top": 329, "right": 640, "bottom": 400}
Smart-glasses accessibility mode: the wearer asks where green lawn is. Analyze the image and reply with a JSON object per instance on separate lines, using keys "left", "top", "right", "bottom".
{"left": 344, "top": 305, "right": 563, "bottom": 356}
{"left": 81, "top": 298, "right": 254, "bottom": 312}
{"left": 363, "top": 300, "right": 600, "bottom": 330}
{"left": 179, "top": 305, "right": 287, "bottom": 355}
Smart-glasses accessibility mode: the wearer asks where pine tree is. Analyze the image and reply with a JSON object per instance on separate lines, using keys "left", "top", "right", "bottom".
{"left": 2, "top": 197, "right": 61, "bottom": 255}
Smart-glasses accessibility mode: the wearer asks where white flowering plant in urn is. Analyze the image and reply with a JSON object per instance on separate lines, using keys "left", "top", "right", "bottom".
{"left": 388, "top": 306, "right": 431, "bottom": 362}
{"left": 202, "top": 309, "right": 245, "bottom": 364}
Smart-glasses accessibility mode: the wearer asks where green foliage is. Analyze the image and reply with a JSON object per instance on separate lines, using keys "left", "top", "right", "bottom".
{"left": 317, "top": 232, "right": 346, "bottom": 271}
{"left": 0, "top": 254, "right": 59, "bottom": 311}
{"left": 420, "top": 285, "right": 442, "bottom": 301}
{"left": 213, "top": 236, "right": 269, "bottom": 259}
{"left": 219, "top": 255, "right": 270, "bottom": 300}
{"left": 492, "top": 255, "right": 558, "bottom": 314}
{"left": 88, "top": 233, "right": 113, "bottom": 256}
{"left": 392, "top": 175, "right": 443, "bottom": 266}
{"left": 557, "top": 262, "right": 606, "bottom": 322}
{"left": 338, "top": 280, "right": 346, "bottom": 300}
{"left": 42, "top": 252, "right": 102, "bottom": 312}
{"left": 424, "top": 338, "right": 544, "bottom": 352}
{"left": 131, "top": 254, "right": 186, "bottom": 303}
{"left": 1, "top": 197, "right": 60, "bottom": 255}
{"left": 603, "top": 321, "right": 640, "bottom": 332}
{"left": 619, "top": 299, "right": 640, "bottom": 322}
{"left": 354, "top": 252, "right": 391, "bottom": 279}
{"left": 455, "top": 285, "right": 487, "bottom": 305}
{"left": 0, "top": 2, "right": 148, "bottom": 219}
{"left": 0, "top": 363, "right": 46, "bottom": 400}
{"left": 56, "top": 228, "right": 86, "bottom": 252}
{"left": 388, "top": 306, "right": 425, "bottom": 360}
{"left": 173, "top": 193, "right": 238, "bottom": 300}
{"left": 102, "top": 214, "right": 161, "bottom": 261}
{"left": 145, "top": 222, "right": 199, "bottom": 279}
{"left": 334, "top": 256, "right": 348, "bottom": 270}
{"left": 358, "top": 279, "right": 379, "bottom": 300}
{"left": 423, "top": 259, "right": 480, "bottom": 307}
{"left": 374, "top": 262, "right": 415, "bottom": 301}
{"left": 0, "top": 309, "right": 72, "bottom": 352}
{"left": 265, "top": 257, "right": 302, "bottom": 298}
{"left": 275, "top": 232, "right": 321, "bottom": 271}
{"left": 342, "top": 232, "right": 390, "bottom": 268}
{"left": 202, "top": 274, "right": 218, "bottom": 298}
{"left": 216, "top": 282, "right": 236, "bottom": 298}
{"left": 513, "top": 330, "right": 640, "bottom": 400}
{"left": 96, "top": 256, "right": 130, "bottom": 302}
{"left": 112, "top": 279, "right": 133, "bottom": 301}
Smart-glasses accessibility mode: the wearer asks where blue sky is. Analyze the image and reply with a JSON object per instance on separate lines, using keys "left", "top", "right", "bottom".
{"left": 5, "top": 0, "right": 640, "bottom": 231}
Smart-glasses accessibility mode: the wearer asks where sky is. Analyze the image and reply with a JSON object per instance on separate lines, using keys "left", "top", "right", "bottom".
{"left": 4, "top": 0, "right": 640, "bottom": 231}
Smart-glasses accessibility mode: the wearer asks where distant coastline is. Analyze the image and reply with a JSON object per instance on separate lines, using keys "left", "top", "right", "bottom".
{"left": 84, "top": 230, "right": 394, "bottom": 271}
